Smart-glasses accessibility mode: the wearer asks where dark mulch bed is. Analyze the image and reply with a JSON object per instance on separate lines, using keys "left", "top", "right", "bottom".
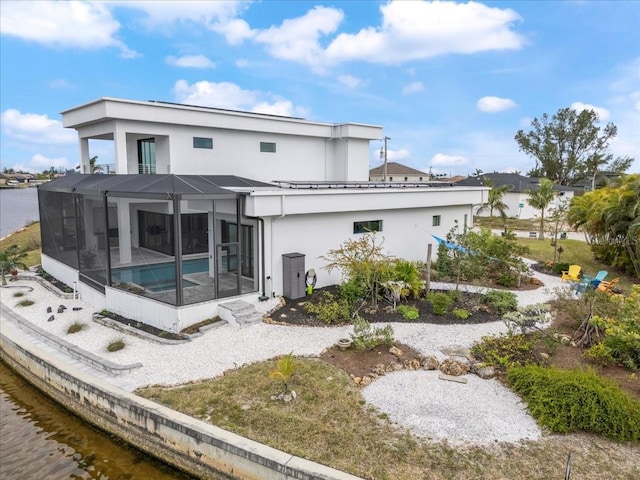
{"left": 274, "top": 285, "right": 503, "bottom": 327}
{"left": 99, "top": 310, "right": 187, "bottom": 341}
{"left": 37, "top": 268, "right": 74, "bottom": 293}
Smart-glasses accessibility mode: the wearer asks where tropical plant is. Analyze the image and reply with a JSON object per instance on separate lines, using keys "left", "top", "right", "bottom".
{"left": 568, "top": 174, "right": 640, "bottom": 277}
{"left": 269, "top": 352, "right": 297, "bottom": 393}
{"left": 476, "top": 176, "right": 512, "bottom": 219}
{"left": 526, "top": 178, "right": 556, "bottom": 240}
{"left": 392, "top": 259, "right": 424, "bottom": 299}
{"left": 0, "top": 244, "right": 28, "bottom": 286}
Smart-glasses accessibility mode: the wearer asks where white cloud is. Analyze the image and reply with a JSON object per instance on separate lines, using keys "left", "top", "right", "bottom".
{"left": 213, "top": 18, "right": 255, "bottom": 45}
{"left": 254, "top": 6, "right": 343, "bottom": 70}
{"left": 29, "top": 153, "right": 70, "bottom": 170}
{"left": 338, "top": 75, "right": 362, "bottom": 89}
{"left": 166, "top": 54, "right": 216, "bottom": 68}
{"left": 477, "top": 96, "right": 517, "bottom": 113}
{"left": 0, "top": 1, "right": 138, "bottom": 58}
{"left": 1, "top": 109, "right": 76, "bottom": 145}
{"left": 402, "top": 81, "right": 424, "bottom": 95}
{"left": 47, "top": 79, "right": 73, "bottom": 89}
{"left": 571, "top": 102, "right": 611, "bottom": 121}
{"left": 430, "top": 153, "right": 468, "bottom": 166}
{"left": 324, "top": 1, "right": 525, "bottom": 66}
{"left": 387, "top": 148, "right": 412, "bottom": 161}
{"left": 235, "top": 59, "right": 250, "bottom": 68}
{"left": 172, "top": 80, "right": 308, "bottom": 117}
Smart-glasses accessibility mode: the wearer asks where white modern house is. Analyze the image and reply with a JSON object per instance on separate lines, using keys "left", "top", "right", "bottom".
{"left": 456, "top": 173, "right": 574, "bottom": 220}
{"left": 39, "top": 97, "right": 487, "bottom": 332}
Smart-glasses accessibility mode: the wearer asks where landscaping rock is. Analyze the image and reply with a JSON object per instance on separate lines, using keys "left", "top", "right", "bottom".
{"left": 421, "top": 355, "right": 439, "bottom": 370}
{"left": 47, "top": 315, "right": 54, "bottom": 322}
{"left": 441, "top": 346, "right": 473, "bottom": 360}
{"left": 372, "top": 363, "right": 387, "bottom": 376}
{"left": 440, "top": 359, "right": 469, "bottom": 376}
{"left": 387, "top": 361, "right": 404, "bottom": 372}
{"left": 389, "top": 346, "right": 403, "bottom": 357}
{"left": 403, "top": 358, "right": 421, "bottom": 370}
{"left": 475, "top": 365, "right": 496, "bottom": 379}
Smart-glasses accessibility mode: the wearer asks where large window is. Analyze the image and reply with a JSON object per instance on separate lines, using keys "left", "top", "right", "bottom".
{"left": 260, "top": 141, "right": 276, "bottom": 153}
{"left": 138, "top": 138, "right": 156, "bottom": 173}
{"left": 353, "top": 220, "right": 382, "bottom": 234}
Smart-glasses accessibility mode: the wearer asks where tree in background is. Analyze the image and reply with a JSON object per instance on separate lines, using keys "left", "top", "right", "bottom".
{"left": 476, "top": 177, "right": 512, "bottom": 219}
{"left": 526, "top": 178, "right": 556, "bottom": 240}
{"left": 515, "top": 107, "right": 633, "bottom": 186}
{"left": 568, "top": 174, "right": 640, "bottom": 278}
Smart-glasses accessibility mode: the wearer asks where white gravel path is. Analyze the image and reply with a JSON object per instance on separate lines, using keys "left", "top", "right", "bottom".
{"left": 0, "top": 266, "right": 572, "bottom": 445}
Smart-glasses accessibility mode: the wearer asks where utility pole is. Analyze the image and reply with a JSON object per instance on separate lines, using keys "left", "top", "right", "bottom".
{"left": 381, "top": 136, "right": 390, "bottom": 182}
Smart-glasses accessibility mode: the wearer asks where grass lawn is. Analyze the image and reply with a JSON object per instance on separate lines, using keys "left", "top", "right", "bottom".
{"left": 0, "top": 221, "right": 41, "bottom": 268}
{"left": 137, "top": 357, "right": 640, "bottom": 480}
{"left": 515, "top": 237, "right": 638, "bottom": 290}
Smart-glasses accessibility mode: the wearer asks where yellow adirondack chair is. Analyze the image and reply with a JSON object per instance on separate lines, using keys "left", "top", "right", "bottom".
{"left": 561, "top": 264, "right": 581, "bottom": 282}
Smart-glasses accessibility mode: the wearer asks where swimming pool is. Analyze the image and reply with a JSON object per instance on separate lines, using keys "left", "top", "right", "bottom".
{"left": 112, "top": 258, "right": 209, "bottom": 292}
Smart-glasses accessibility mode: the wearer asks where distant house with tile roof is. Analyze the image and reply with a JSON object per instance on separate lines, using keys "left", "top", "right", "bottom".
{"left": 369, "top": 162, "right": 428, "bottom": 182}
{"left": 456, "top": 172, "right": 574, "bottom": 219}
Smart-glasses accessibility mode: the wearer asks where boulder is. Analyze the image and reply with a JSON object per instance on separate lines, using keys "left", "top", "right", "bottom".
{"left": 421, "top": 355, "right": 439, "bottom": 370}
{"left": 389, "top": 346, "right": 403, "bottom": 357}
{"left": 439, "top": 359, "right": 469, "bottom": 377}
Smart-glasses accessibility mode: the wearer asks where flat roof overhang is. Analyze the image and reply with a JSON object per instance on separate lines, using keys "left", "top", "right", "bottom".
{"left": 38, "top": 174, "right": 273, "bottom": 200}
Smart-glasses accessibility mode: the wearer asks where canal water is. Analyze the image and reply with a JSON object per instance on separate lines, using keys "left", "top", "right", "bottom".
{"left": 1, "top": 187, "right": 205, "bottom": 479}
{"left": 0, "top": 361, "right": 195, "bottom": 479}
{"left": 0, "top": 187, "right": 40, "bottom": 239}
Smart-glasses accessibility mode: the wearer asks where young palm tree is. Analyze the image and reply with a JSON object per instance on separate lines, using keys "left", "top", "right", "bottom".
{"left": 476, "top": 177, "right": 512, "bottom": 219}
{"left": 526, "top": 178, "right": 556, "bottom": 240}
{"left": 0, "top": 245, "right": 28, "bottom": 286}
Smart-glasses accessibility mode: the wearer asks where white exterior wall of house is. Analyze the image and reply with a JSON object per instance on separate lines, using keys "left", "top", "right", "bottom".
{"left": 64, "top": 98, "right": 380, "bottom": 183}
{"left": 476, "top": 190, "right": 574, "bottom": 220}
{"left": 246, "top": 187, "right": 484, "bottom": 296}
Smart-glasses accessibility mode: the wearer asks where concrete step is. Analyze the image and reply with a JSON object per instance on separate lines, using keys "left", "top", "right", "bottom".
{"left": 218, "top": 300, "right": 263, "bottom": 328}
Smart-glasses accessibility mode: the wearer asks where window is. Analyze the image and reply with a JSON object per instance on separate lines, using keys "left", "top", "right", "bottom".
{"left": 432, "top": 215, "right": 441, "bottom": 227}
{"left": 260, "top": 142, "right": 276, "bottom": 153}
{"left": 193, "top": 137, "right": 213, "bottom": 149}
{"left": 353, "top": 220, "right": 382, "bottom": 234}
{"left": 138, "top": 138, "right": 156, "bottom": 174}
{"left": 404, "top": 177, "right": 408, "bottom": 181}
{"left": 389, "top": 176, "right": 393, "bottom": 181}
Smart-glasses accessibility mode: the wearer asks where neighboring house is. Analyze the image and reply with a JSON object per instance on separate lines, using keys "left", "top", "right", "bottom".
{"left": 369, "top": 162, "right": 429, "bottom": 182}
{"left": 39, "top": 97, "right": 486, "bottom": 332}
{"left": 1, "top": 173, "right": 35, "bottom": 185}
{"left": 456, "top": 173, "right": 573, "bottom": 220}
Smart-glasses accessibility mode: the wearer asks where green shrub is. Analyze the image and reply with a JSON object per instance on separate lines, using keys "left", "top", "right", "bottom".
{"left": 508, "top": 365, "right": 640, "bottom": 442}
{"left": 588, "top": 285, "right": 640, "bottom": 371}
{"left": 496, "top": 274, "right": 517, "bottom": 287}
{"left": 13, "top": 292, "right": 25, "bottom": 298}
{"left": 107, "top": 339, "right": 125, "bottom": 352}
{"left": 396, "top": 304, "right": 419, "bottom": 320}
{"left": 552, "top": 262, "right": 570, "bottom": 275}
{"left": 339, "top": 279, "right": 366, "bottom": 305}
{"left": 427, "top": 292, "right": 453, "bottom": 315}
{"left": 16, "top": 299, "right": 34, "bottom": 307}
{"left": 471, "top": 333, "right": 539, "bottom": 370}
{"left": 350, "top": 316, "right": 394, "bottom": 350}
{"left": 303, "top": 291, "right": 351, "bottom": 324}
{"left": 482, "top": 290, "right": 518, "bottom": 314}
{"left": 67, "top": 321, "right": 85, "bottom": 334}
{"left": 452, "top": 308, "right": 471, "bottom": 320}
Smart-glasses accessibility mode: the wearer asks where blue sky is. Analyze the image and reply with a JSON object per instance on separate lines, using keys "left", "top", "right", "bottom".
{"left": 1, "top": 0, "right": 639, "bottom": 176}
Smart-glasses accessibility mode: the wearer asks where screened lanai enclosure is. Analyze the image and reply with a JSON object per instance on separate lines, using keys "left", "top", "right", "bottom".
{"left": 38, "top": 174, "right": 265, "bottom": 306}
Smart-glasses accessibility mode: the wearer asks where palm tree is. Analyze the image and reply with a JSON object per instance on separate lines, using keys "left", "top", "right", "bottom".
{"left": 526, "top": 178, "right": 556, "bottom": 240}
{"left": 0, "top": 245, "right": 28, "bottom": 286}
{"left": 89, "top": 156, "right": 103, "bottom": 173}
{"left": 476, "top": 177, "right": 512, "bottom": 219}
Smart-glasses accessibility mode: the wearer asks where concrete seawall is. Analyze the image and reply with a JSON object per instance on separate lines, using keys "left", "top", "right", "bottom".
{"left": 0, "top": 320, "right": 361, "bottom": 480}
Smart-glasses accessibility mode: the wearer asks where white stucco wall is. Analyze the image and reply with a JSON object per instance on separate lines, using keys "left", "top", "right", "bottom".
{"left": 264, "top": 204, "right": 473, "bottom": 296}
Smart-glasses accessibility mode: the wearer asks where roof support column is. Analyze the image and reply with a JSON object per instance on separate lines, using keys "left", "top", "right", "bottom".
{"left": 173, "top": 195, "right": 184, "bottom": 306}
{"left": 116, "top": 198, "right": 132, "bottom": 264}
{"left": 113, "top": 125, "right": 128, "bottom": 174}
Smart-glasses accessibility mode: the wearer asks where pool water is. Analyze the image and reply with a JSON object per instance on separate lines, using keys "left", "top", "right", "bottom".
{"left": 112, "top": 258, "right": 209, "bottom": 292}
